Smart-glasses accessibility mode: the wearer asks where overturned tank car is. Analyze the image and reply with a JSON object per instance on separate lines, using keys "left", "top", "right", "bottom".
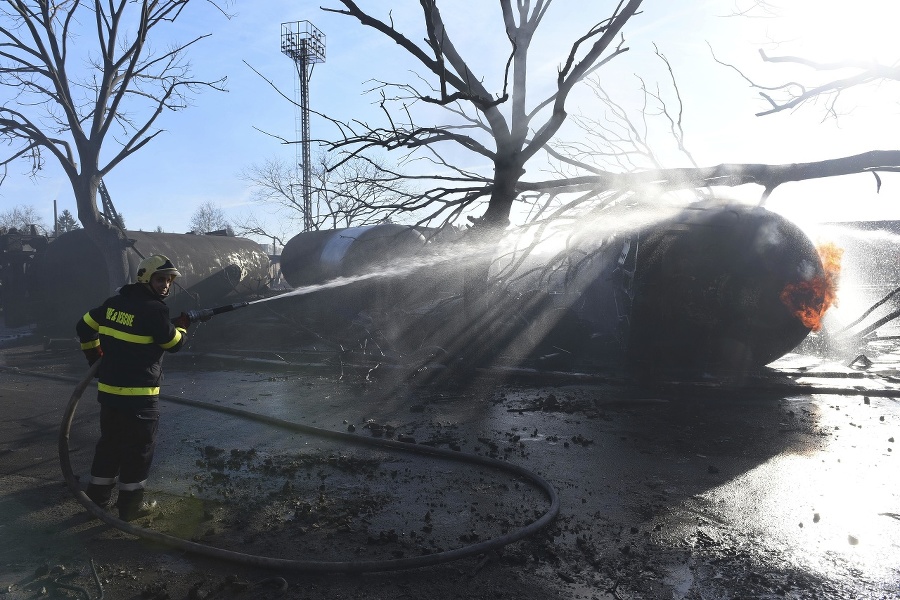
{"left": 28, "top": 229, "right": 271, "bottom": 333}
{"left": 277, "top": 203, "right": 829, "bottom": 377}
{"left": 278, "top": 224, "right": 443, "bottom": 332}
{"left": 489, "top": 202, "right": 828, "bottom": 375}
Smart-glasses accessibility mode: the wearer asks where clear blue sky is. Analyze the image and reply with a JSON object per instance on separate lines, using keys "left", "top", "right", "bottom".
{"left": 3, "top": 0, "right": 899, "bottom": 239}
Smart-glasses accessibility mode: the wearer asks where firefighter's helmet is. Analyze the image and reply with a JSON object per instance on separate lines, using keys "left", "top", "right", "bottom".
{"left": 136, "top": 255, "right": 181, "bottom": 284}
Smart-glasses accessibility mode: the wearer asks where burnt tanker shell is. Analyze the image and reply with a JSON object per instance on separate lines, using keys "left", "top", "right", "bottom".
{"left": 29, "top": 229, "right": 270, "bottom": 333}
{"left": 624, "top": 203, "right": 822, "bottom": 373}
{"left": 279, "top": 224, "right": 430, "bottom": 330}
{"left": 280, "top": 224, "right": 427, "bottom": 287}
{"left": 494, "top": 202, "right": 823, "bottom": 375}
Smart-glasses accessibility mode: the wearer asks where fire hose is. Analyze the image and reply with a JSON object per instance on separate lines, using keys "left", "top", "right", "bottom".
{"left": 57, "top": 306, "right": 560, "bottom": 573}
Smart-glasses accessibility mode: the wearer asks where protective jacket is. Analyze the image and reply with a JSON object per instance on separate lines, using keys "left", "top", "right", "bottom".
{"left": 76, "top": 283, "right": 186, "bottom": 408}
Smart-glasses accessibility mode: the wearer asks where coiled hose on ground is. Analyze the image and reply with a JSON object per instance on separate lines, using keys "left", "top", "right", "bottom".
{"left": 54, "top": 360, "right": 560, "bottom": 573}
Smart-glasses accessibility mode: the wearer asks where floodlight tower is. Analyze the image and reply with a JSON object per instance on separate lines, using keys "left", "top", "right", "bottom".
{"left": 281, "top": 21, "right": 325, "bottom": 231}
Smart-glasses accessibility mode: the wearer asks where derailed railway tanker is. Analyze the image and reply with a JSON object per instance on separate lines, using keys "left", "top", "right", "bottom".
{"left": 279, "top": 223, "right": 431, "bottom": 330}
{"left": 27, "top": 230, "right": 270, "bottom": 333}
{"left": 491, "top": 202, "right": 831, "bottom": 375}
{"left": 279, "top": 202, "right": 831, "bottom": 377}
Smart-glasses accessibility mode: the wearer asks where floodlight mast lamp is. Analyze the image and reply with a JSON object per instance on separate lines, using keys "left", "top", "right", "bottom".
{"left": 281, "top": 21, "right": 325, "bottom": 232}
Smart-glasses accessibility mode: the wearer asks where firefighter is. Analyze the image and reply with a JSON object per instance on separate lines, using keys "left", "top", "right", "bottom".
{"left": 76, "top": 254, "right": 191, "bottom": 521}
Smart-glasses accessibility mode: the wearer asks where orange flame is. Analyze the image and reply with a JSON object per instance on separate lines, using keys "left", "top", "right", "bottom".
{"left": 779, "top": 242, "right": 843, "bottom": 331}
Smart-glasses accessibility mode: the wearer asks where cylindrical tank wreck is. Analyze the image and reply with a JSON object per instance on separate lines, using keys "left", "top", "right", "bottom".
{"left": 279, "top": 224, "right": 433, "bottom": 330}
{"left": 29, "top": 230, "right": 271, "bottom": 333}
{"left": 276, "top": 203, "right": 830, "bottom": 377}
{"left": 492, "top": 202, "right": 830, "bottom": 376}
{"left": 281, "top": 224, "right": 430, "bottom": 286}
{"left": 628, "top": 203, "right": 827, "bottom": 374}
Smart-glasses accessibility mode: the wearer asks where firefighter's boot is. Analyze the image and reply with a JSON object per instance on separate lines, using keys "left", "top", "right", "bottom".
{"left": 85, "top": 483, "right": 114, "bottom": 508}
{"left": 116, "top": 489, "right": 158, "bottom": 522}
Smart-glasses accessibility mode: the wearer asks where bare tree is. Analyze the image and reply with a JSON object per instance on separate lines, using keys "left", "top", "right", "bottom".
{"left": 317, "top": 153, "right": 408, "bottom": 229}
{"left": 0, "top": 203, "right": 46, "bottom": 233}
{"left": 321, "top": 0, "right": 644, "bottom": 233}
{"left": 0, "top": 0, "right": 229, "bottom": 289}
{"left": 238, "top": 152, "right": 408, "bottom": 239}
{"left": 189, "top": 200, "right": 229, "bottom": 234}
{"left": 235, "top": 156, "right": 317, "bottom": 245}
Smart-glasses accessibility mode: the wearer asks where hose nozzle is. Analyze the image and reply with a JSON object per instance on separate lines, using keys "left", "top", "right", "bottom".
{"left": 185, "top": 301, "right": 250, "bottom": 324}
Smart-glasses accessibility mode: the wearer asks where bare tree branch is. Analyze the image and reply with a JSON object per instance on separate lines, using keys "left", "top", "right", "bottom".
{"left": 714, "top": 2, "right": 900, "bottom": 120}
{"left": 521, "top": 150, "right": 900, "bottom": 198}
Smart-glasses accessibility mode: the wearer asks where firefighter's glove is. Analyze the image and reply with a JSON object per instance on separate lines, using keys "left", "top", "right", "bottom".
{"left": 82, "top": 346, "right": 102, "bottom": 370}
{"left": 172, "top": 312, "right": 192, "bottom": 330}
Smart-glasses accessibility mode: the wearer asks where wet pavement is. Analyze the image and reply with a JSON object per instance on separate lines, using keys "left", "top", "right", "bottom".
{"left": 0, "top": 329, "right": 898, "bottom": 599}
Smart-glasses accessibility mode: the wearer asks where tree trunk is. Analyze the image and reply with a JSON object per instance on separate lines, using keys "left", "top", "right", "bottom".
{"left": 480, "top": 158, "right": 524, "bottom": 229}
{"left": 73, "top": 174, "right": 131, "bottom": 294}
{"left": 430, "top": 159, "right": 525, "bottom": 377}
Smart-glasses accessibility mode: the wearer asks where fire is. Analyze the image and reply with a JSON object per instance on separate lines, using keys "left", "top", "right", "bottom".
{"left": 779, "top": 242, "right": 843, "bottom": 331}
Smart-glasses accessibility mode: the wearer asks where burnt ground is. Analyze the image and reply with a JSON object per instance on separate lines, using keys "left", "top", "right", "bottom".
{"left": 1, "top": 328, "right": 899, "bottom": 599}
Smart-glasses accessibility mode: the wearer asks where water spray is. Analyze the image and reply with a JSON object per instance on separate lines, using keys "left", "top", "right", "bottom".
{"left": 178, "top": 273, "right": 412, "bottom": 325}
{"left": 178, "top": 270, "right": 427, "bottom": 326}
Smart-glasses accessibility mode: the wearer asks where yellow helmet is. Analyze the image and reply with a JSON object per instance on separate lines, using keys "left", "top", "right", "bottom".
{"left": 136, "top": 254, "right": 181, "bottom": 284}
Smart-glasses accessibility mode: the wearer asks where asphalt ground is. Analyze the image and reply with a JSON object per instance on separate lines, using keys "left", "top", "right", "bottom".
{"left": 1, "top": 331, "right": 899, "bottom": 599}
